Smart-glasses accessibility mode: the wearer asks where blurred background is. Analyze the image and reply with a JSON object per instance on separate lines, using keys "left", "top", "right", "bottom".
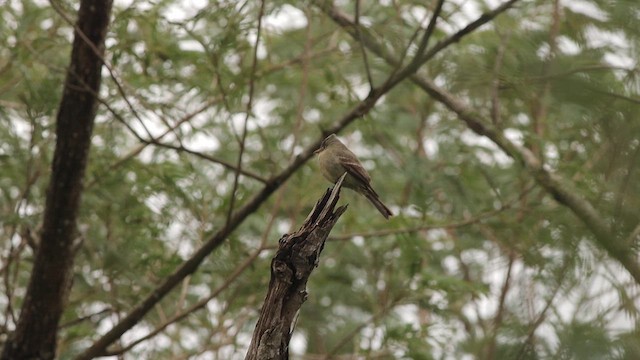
{"left": 1, "top": 0, "right": 639, "bottom": 358}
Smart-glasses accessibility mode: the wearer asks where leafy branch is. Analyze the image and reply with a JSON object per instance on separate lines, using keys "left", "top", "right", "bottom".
{"left": 318, "top": 0, "right": 640, "bottom": 284}
{"left": 73, "top": 1, "right": 515, "bottom": 357}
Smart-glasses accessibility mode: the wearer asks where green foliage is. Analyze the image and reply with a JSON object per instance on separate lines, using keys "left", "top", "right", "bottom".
{"left": 1, "top": 0, "right": 638, "bottom": 359}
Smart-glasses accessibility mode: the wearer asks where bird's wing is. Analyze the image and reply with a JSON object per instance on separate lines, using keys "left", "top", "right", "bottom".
{"left": 339, "top": 155, "right": 371, "bottom": 185}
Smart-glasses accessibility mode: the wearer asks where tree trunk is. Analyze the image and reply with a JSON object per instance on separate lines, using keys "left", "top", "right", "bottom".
{"left": 245, "top": 174, "right": 348, "bottom": 360}
{"left": 1, "top": 1, "right": 112, "bottom": 359}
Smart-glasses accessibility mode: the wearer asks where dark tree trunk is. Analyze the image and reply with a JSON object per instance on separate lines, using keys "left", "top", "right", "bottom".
{"left": 245, "top": 175, "right": 348, "bottom": 360}
{"left": 1, "top": 1, "right": 113, "bottom": 359}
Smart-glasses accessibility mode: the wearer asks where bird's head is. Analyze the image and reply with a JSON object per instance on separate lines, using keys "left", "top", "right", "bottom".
{"left": 314, "top": 134, "right": 338, "bottom": 154}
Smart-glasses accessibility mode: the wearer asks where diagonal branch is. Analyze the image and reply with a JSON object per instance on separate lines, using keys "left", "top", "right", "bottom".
{"left": 74, "top": 9, "right": 448, "bottom": 359}
{"left": 317, "top": 0, "right": 517, "bottom": 93}
{"left": 104, "top": 186, "right": 287, "bottom": 357}
{"left": 418, "top": 0, "right": 520, "bottom": 64}
{"left": 408, "top": 74, "right": 640, "bottom": 285}
{"left": 377, "top": 0, "right": 445, "bottom": 90}
{"left": 410, "top": 0, "right": 445, "bottom": 71}
{"left": 75, "top": 2, "right": 528, "bottom": 357}
{"left": 321, "top": 0, "right": 640, "bottom": 285}
{"left": 73, "top": 90, "right": 387, "bottom": 360}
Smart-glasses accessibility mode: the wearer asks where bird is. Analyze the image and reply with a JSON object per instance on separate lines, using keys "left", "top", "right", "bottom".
{"left": 314, "top": 133, "right": 393, "bottom": 219}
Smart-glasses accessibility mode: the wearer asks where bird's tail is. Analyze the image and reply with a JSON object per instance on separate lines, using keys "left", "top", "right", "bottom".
{"left": 361, "top": 186, "right": 393, "bottom": 219}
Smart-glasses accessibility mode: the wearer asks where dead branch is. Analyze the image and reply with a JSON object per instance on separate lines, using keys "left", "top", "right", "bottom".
{"left": 245, "top": 174, "right": 349, "bottom": 360}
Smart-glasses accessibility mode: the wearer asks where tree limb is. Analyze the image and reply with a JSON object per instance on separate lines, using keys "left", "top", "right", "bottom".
{"left": 0, "top": 1, "right": 113, "bottom": 359}
{"left": 245, "top": 174, "right": 348, "bottom": 360}
{"left": 73, "top": 20, "right": 432, "bottom": 360}
{"left": 72, "top": 2, "right": 529, "bottom": 357}
{"left": 319, "top": 0, "right": 640, "bottom": 284}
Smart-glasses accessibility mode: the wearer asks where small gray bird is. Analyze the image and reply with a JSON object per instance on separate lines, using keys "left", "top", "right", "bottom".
{"left": 314, "top": 134, "right": 393, "bottom": 219}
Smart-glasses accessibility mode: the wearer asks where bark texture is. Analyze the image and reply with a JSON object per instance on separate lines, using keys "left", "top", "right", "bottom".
{"left": 1, "top": 1, "right": 112, "bottom": 359}
{"left": 245, "top": 175, "right": 349, "bottom": 360}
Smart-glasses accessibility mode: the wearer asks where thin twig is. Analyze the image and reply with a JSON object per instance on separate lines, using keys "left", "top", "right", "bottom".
{"left": 1, "top": 116, "right": 41, "bottom": 327}
{"left": 379, "top": 0, "right": 446, "bottom": 90}
{"left": 388, "top": 9, "right": 430, "bottom": 80}
{"left": 260, "top": 45, "right": 337, "bottom": 75}
{"left": 324, "top": 296, "right": 404, "bottom": 359}
{"left": 59, "top": 308, "right": 112, "bottom": 329}
{"left": 485, "top": 253, "right": 515, "bottom": 359}
{"left": 103, "top": 246, "right": 265, "bottom": 356}
{"left": 86, "top": 97, "right": 221, "bottom": 189}
{"left": 355, "top": 0, "right": 374, "bottom": 89}
{"left": 490, "top": 29, "right": 510, "bottom": 125}
{"left": 291, "top": 8, "right": 314, "bottom": 155}
{"left": 413, "top": 0, "right": 445, "bottom": 67}
{"left": 530, "top": 0, "right": 560, "bottom": 157}
{"left": 49, "top": 0, "right": 154, "bottom": 139}
{"left": 142, "top": 139, "right": 267, "bottom": 183}
{"left": 324, "top": 183, "right": 534, "bottom": 243}
{"left": 528, "top": 64, "right": 634, "bottom": 82}
{"left": 225, "top": 0, "right": 266, "bottom": 229}
{"left": 103, "top": 194, "right": 286, "bottom": 357}
{"left": 514, "top": 259, "right": 570, "bottom": 359}
{"left": 63, "top": 80, "right": 146, "bottom": 142}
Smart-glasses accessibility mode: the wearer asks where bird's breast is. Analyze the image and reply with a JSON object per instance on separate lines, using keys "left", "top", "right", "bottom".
{"left": 318, "top": 151, "right": 360, "bottom": 189}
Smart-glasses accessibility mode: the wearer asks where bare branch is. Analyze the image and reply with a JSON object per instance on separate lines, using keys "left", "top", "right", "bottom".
{"left": 78, "top": 67, "right": 397, "bottom": 360}
{"left": 264, "top": 184, "right": 534, "bottom": 248}
{"left": 75, "top": 91, "right": 378, "bottom": 360}
{"left": 317, "top": 0, "right": 518, "bottom": 93}
{"left": 245, "top": 174, "right": 348, "bottom": 360}
{"left": 104, "top": 246, "right": 264, "bottom": 356}
{"left": 417, "top": 0, "right": 520, "bottom": 64}
{"left": 410, "top": 80, "right": 640, "bottom": 284}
